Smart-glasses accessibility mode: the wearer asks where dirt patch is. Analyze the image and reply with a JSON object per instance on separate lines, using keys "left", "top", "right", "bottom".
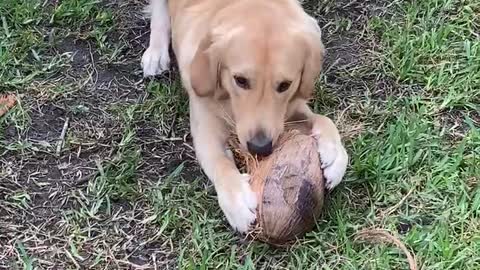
{"left": 438, "top": 108, "right": 480, "bottom": 142}
{"left": 303, "top": 0, "right": 403, "bottom": 104}
{"left": 28, "top": 103, "right": 66, "bottom": 140}
{"left": 0, "top": 1, "right": 188, "bottom": 267}
{"left": 57, "top": 37, "right": 92, "bottom": 68}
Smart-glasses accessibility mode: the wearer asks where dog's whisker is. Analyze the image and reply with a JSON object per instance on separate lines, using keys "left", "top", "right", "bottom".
{"left": 284, "top": 119, "right": 309, "bottom": 126}
{"left": 220, "top": 105, "right": 236, "bottom": 128}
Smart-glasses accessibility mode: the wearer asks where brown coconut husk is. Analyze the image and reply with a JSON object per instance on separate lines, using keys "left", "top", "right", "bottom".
{"left": 228, "top": 127, "right": 325, "bottom": 246}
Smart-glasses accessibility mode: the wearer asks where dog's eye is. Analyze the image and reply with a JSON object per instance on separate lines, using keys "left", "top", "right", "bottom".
{"left": 277, "top": 81, "right": 292, "bottom": 93}
{"left": 234, "top": 75, "right": 250, "bottom": 89}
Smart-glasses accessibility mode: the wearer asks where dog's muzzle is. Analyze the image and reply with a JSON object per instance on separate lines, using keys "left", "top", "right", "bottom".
{"left": 247, "top": 131, "right": 273, "bottom": 156}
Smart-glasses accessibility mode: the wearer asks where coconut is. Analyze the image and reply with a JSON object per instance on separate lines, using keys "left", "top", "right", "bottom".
{"left": 230, "top": 129, "right": 325, "bottom": 245}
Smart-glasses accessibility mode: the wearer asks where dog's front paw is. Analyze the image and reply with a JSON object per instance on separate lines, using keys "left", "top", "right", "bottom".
{"left": 317, "top": 139, "right": 348, "bottom": 189}
{"left": 141, "top": 46, "right": 170, "bottom": 77}
{"left": 217, "top": 173, "right": 257, "bottom": 233}
{"left": 312, "top": 128, "right": 349, "bottom": 190}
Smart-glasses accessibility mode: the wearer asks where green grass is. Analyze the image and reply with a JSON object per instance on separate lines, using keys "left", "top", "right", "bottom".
{"left": 0, "top": 0, "right": 114, "bottom": 91}
{"left": 1, "top": 0, "right": 479, "bottom": 269}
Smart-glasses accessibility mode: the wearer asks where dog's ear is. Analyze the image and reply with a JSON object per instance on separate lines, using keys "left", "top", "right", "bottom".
{"left": 297, "top": 20, "right": 326, "bottom": 99}
{"left": 190, "top": 34, "right": 220, "bottom": 97}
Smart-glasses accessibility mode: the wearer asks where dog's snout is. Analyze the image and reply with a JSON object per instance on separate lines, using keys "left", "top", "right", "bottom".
{"left": 247, "top": 132, "right": 273, "bottom": 156}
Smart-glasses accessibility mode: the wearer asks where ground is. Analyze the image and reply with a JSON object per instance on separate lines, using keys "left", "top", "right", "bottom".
{"left": 0, "top": 0, "right": 479, "bottom": 269}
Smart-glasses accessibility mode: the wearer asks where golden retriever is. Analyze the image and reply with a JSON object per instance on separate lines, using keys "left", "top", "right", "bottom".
{"left": 142, "top": 0, "right": 348, "bottom": 233}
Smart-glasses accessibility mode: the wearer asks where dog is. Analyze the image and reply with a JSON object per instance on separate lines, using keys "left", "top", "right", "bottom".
{"left": 141, "top": 0, "right": 349, "bottom": 233}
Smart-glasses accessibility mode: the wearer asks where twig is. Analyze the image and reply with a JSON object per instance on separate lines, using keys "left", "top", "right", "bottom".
{"left": 64, "top": 249, "right": 81, "bottom": 269}
{"left": 56, "top": 117, "right": 69, "bottom": 156}
{"left": 383, "top": 186, "right": 415, "bottom": 217}
{"left": 75, "top": 172, "right": 98, "bottom": 186}
{"left": 355, "top": 229, "right": 418, "bottom": 270}
{"left": 116, "top": 259, "right": 151, "bottom": 269}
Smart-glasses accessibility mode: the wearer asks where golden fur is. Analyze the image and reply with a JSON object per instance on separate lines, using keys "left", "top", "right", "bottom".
{"left": 142, "top": 0, "right": 348, "bottom": 233}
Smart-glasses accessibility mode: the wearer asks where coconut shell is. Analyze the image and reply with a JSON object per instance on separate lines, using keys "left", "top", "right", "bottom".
{"left": 231, "top": 129, "right": 325, "bottom": 245}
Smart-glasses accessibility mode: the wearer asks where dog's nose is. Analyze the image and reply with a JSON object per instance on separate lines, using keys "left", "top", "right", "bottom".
{"left": 247, "top": 132, "right": 273, "bottom": 156}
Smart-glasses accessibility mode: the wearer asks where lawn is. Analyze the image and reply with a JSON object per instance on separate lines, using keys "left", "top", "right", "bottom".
{"left": 1, "top": 0, "right": 479, "bottom": 269}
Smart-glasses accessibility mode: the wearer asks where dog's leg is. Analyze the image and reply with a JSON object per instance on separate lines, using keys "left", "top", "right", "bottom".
{"left": 141, "top": 0, "right": 170, "bottom": 77}
{"left": 189, "top": 100, "right": 257, "bottom": 233}
{"left": 289, "top": 100, "right": 349, "bottom": 189}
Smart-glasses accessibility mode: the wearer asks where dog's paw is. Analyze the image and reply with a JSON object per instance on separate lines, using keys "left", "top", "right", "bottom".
{"left": 313, "top": 134, "right": 349, "bottom": 190}
{"left": 141, "top": 46, "right": 170, "bottom": 77}
{"left": 217, "top": 173, "right": 257, "bottom": 233}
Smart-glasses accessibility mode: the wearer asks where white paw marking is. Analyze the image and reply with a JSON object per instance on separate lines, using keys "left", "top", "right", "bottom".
{"left": 217, "top": 173, "right": 257, "bottom": 233}
{"left": 141, "top": 46, "right": 170, "bottom": 77}
{"left": 314, "top": 135, "right": 349, "bottom": 190}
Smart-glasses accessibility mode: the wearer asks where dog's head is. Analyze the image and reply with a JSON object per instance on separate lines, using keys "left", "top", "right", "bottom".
{"left": 190, "top": 7, "right": 325, "bottom": 156}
